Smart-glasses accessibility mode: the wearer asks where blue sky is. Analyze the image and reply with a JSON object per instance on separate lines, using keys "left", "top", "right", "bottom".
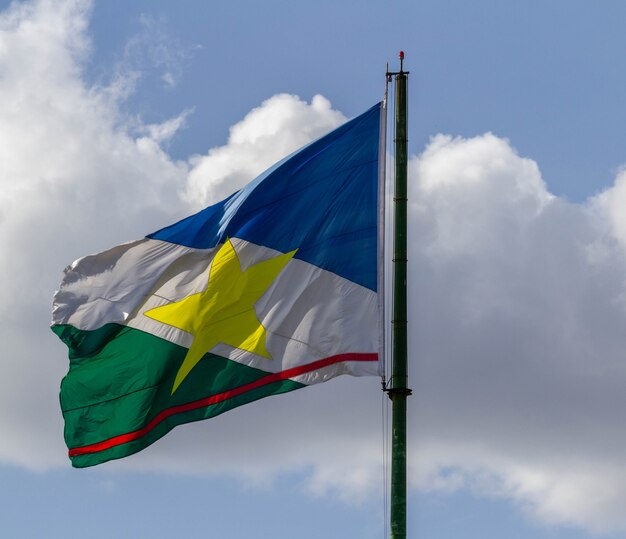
{"left": 2, "top": 1, "right": 626, "bottom": 537}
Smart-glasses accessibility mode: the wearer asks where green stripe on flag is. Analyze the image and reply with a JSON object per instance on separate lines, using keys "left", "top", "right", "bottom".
{"left": 53, "top": 324, "right": 305, "bottom": 468}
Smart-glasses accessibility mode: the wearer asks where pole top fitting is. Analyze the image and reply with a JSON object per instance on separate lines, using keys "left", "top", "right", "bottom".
{"left": 386, "top": 52, "right": 409, "bottom": 78}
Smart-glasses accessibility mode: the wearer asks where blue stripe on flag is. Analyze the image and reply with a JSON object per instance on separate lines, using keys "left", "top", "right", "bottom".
{"left": 148, "top": 102, "right": 381, "bottom": 291}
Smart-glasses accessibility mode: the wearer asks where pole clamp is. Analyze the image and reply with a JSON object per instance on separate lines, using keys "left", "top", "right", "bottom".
{"left": 385, "top": 387, "right": 413, "bottom": 400}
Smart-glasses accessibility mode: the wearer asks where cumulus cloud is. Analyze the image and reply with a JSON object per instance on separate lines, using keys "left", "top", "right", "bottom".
{"left": 184, "top": 93, "right": 346, "bottom": 207}
{"left": 409, "top": 134, "right": 626, "bottom": 533}
{"left": 593, "top": 168, "right": 626, "bottom": 249}
{"left": 0, "top": 0, "right": 188, "bottom": 468}
{"left": 3, "top": 0, "right": 626, "bottom": 535}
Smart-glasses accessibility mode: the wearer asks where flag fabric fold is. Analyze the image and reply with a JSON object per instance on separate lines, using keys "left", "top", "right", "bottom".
{"left": 52, "top": 102, "right": 384, "bottom": 467}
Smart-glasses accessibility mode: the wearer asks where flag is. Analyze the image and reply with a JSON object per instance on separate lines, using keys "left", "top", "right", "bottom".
{"left": 52, "top": 102, "right": 385, "bottom": 468}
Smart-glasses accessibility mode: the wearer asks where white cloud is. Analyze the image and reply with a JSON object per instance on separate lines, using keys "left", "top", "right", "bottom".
{"left": 0, "top": 0, "right": 188, "bottom": 469}
{"left": 184, "top": 93, "right": 346, "bottom": 207}
{"left": 140, "top": 108, "right": 194, "bottom": 144}
{"left": 117, "top": 13, "right": 192, "bottom": 91}
{"left": 3, "top": 0, "right": 626, "bottom": 535}
{"left": 409, "top": 133, "right": 626, "bottom": 533}
{"left": 592, "top": 168, "right": 626, "bottom": 249}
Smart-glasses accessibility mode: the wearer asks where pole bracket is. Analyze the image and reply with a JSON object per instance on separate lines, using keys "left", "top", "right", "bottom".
{"left": 385, "top": 387, "right": 413, "bottom": 400}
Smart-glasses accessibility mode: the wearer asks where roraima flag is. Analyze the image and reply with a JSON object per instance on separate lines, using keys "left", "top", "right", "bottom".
{"left": 52, "top": 103, "right": 385, "bottom": 467}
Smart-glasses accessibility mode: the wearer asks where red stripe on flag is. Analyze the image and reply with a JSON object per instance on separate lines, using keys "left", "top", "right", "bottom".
{"left": 68, "top": 353, "right": 377, "bottom": 458}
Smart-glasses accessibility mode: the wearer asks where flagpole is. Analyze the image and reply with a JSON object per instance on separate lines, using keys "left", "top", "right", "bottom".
{"left": 386, "top": 51, "right": 411, "bottom": 539}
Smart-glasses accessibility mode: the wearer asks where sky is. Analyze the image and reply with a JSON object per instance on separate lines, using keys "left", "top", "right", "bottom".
{"left": 1, "top": 0, "right": 626, "bottom": 537}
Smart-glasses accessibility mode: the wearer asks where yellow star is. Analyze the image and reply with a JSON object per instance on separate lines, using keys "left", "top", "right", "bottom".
{"left": 144, "top": 239, "right": 296, "bottom": 394}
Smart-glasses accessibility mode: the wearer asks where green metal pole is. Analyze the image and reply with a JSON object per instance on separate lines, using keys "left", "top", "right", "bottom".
{"left": 389, "top": 52, "right": 411, "bottom": 539}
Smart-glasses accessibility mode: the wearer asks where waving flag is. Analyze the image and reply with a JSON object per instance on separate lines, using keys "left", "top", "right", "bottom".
{"left": 51, "top": 102, "right": 385, "bottom": 467}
